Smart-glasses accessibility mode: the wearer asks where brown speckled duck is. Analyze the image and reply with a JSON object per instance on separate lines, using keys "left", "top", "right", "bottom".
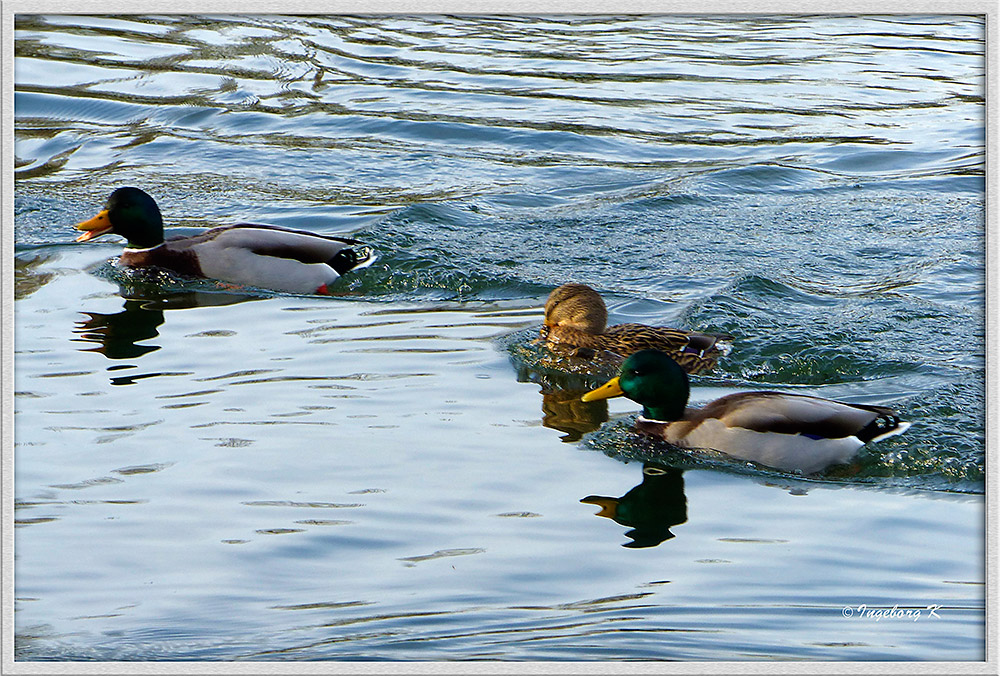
{"left": 541, "top": 283, "right": 730, "bottom": 374}
{"left": 73, "top": 187, "right": 374, "bottom": 295}
{"left": 583, "top": 350, "right": 911, "bottom": 474}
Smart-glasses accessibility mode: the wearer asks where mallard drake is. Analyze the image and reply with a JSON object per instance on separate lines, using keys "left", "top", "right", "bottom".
{"left": 581, "top": 464, "right": 687, "bottom": 548}
{"left": 541, "top": 283, "right": 730, "bottom": 374}
{"left": 73, "top": 187, "right": 374, "bottom": 295}
{"left": 582, "top": 350, "right": 910, "bottom": 474}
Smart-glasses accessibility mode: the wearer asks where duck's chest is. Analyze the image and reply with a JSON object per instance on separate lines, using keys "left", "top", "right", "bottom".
{"left": 120, "top": 245, "right": 203, "bottom": 277}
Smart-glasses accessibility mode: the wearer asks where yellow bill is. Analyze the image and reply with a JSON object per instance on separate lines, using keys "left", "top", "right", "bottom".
{"left": 580, "top": 496, "right": 619, "bottom": 519}
{"left": 581, "top": 376, "right": 624, "bottom": 402}
{"left": 74, "top": 209, "right": 113, "bottom": 242}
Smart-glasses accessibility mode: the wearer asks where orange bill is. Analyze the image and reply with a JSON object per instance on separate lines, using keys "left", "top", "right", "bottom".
{"left": 581, "top": 376, "right": 624, "bottom": 402}
{"left": 74, "top": 209, "right": 113, "bottom": 242}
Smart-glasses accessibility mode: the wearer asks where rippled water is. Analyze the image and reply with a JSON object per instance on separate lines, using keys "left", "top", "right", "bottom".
{"left": 13, "top": 14, "right": 985, "bottom": 661}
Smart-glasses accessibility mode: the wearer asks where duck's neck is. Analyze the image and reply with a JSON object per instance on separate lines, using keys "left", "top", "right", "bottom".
{"left": 124, "top": 230, "right": 165, "bottom": 249}
{"left": 641, "top": 401, "right": 686, "bottom": 422}
{"left": 547, "top": 325, "right": 606, "bottom": 349}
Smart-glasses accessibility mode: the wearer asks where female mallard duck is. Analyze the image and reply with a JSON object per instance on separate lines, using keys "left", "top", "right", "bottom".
{"left": 582, "top": 350, "right": 910, "bottom": 474}
{"left": 73, "top": 187, "right": 374, "bottom": 295}
{"left": 541, "top": 283, "right": 730, "bottom": 374}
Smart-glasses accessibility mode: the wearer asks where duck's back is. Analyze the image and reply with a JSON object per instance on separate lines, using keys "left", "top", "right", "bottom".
{"left": 638, "top": 392, "right": 908, "bottom": 473}
{"left": 195, "top": 225, "right": 360, "bottom": 263}
{"left": 601, "top": 323, "right": 729, "bottom": 374}
{"left": 123, "top": 224, "right": 367, "bottom": 294}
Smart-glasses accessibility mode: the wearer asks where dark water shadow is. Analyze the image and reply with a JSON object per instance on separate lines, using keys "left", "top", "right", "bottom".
{"left": 74, "top": 300, "right": 166, "bottom": 360}
{"left": 14, "top": 250, "right": 58, "bottom": 300}
{"left": 539, "top": 386, "right": 609, "bottom": 443}
{"left": 73, "top": 290, "right": 262, "bottom": 384}
{"left": 582, "top": 463, "right": 688, "bottom": 549}
{"left": 510, "top": 342, "right": 617, "bottom": 443}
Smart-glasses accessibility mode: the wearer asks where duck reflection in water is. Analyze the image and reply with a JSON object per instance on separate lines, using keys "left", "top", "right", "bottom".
{"left": 582, "top": 463, "right": 687, "bottom": 548}
{"left": 74, "top": 299, "right": 165, "bottom": 360}
{"left": 541, "top": 386, "right": 609, "bottom": 442}
{"left": 515, "top": 366, "right": 610, "bottom": 442}
{"left": 73, "top": 290, "right": 260, "bottom": 361}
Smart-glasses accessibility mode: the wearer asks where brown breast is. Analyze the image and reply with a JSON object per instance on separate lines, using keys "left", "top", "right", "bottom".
{"left": 120, "top": 245, "right": 203, "bottom": 277}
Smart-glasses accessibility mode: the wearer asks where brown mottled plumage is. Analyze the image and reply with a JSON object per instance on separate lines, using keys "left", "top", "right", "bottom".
{"left": 540, "top": 283, "right": 730, "bottom": 374}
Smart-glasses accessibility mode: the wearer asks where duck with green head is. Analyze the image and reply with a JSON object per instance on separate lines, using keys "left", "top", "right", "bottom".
{"left": 73, "top": 187, "right": 374, "bottom": 295}
{"left": 583, "top": 349, "right": 910, "bottom": 474}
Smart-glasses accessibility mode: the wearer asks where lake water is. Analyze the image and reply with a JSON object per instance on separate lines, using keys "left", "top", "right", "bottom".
{"left": 12, "top": 14, "right": 986, "bottom": 662}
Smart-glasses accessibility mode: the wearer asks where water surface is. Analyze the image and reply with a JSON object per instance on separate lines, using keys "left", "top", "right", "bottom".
{"left": 13, "top": 14, "right": 985, "bottom": 661}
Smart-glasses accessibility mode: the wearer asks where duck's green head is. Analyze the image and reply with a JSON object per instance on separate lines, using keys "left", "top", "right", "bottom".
{"left": 582, "top": 349, "right": 690, "bottom": 421}
{"left": 75, "top": 187, "right": 164, "bottom": 249}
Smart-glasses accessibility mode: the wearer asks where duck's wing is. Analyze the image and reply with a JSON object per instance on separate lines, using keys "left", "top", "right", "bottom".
{"left": 695, "top": 392, "right": 907, "bottom": 443}
{"left": 637, "top": 393, "right": 909, "bottom": 474}
{"left": 158, "top": 225, "right": 372, "bottom": 294}
{"left": 201, "top": 224, "right": 363, "bottom": 264}
{"left": 602, "top": 324, "right": 731, "bottom": 374}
